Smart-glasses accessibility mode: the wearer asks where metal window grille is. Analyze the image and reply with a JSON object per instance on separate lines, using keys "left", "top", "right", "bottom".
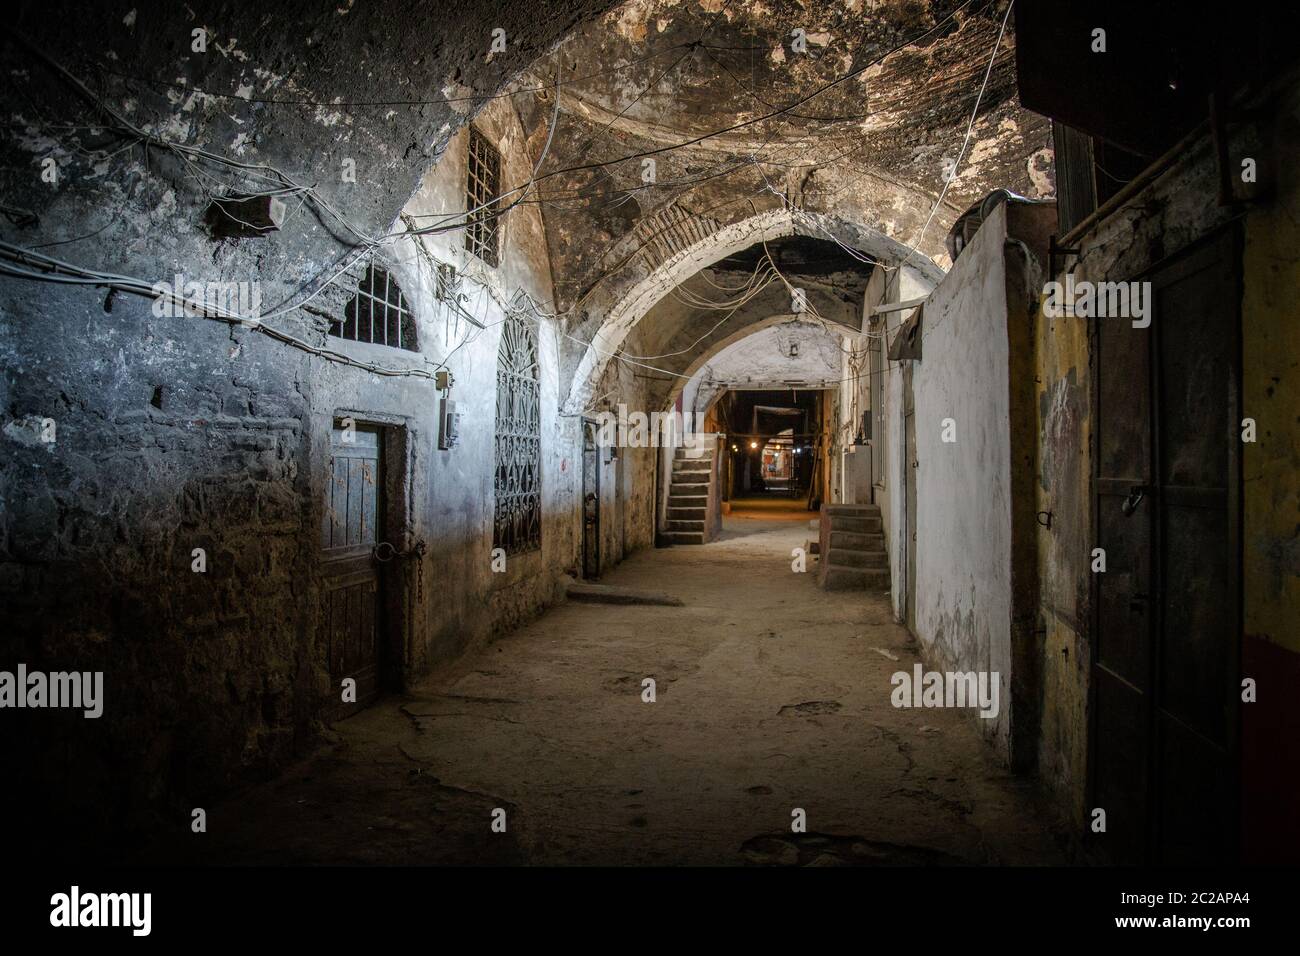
{"left": 331, "top": 265, "right": 418, "bottom": 351}
{"left": 465, "top": 127, "right": 501, "bottom": 267}
{"left": 493, "top": 306, "right": 541, "bottom": 555}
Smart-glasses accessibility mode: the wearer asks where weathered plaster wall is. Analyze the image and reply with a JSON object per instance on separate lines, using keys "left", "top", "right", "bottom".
{"left": 910, "top": 203, "right": 1015, "bottom": 756}
{"left": 394, "top": 97, "right": 578, "bottom": 661}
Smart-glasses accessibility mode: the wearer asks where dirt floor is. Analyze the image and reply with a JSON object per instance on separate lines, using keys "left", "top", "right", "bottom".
{"left": 150, "top": 497, "right": 1069, "bottom": 866}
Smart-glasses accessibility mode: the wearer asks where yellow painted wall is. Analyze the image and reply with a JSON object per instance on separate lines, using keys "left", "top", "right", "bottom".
{"left": 1241, "top": 81, "right": 1300, "bottom": 655}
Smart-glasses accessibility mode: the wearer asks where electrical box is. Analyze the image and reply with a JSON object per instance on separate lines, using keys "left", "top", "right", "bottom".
{"left": 438, "top": 397, "right": 461, "bottom": 450}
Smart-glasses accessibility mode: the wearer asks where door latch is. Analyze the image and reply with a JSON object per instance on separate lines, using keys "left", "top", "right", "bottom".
{"left": 373, "top": 538, "right": 427, "bottom": 602}
{"left": 372, "top": 538, "right": 427, "bottom": 563}
{"left": 1121, "top": 485, "right": 1149, "bottom": 517}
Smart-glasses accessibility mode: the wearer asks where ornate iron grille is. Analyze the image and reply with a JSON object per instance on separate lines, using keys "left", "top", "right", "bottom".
{"left": 331, "top": 265, "right": 418, "bottom": 351}
{"left": 465, "top": 127, "right": 501, "bottom": 267}
{"left": 494, "top": 305, "right": 541, "bottom": 555}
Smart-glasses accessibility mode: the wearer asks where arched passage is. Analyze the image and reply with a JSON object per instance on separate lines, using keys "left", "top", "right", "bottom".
{"left": 2, "top": 0, "right": 1099, "bottom": 874}
{"left": 563, "top": 208, "right": 942, "bottom": 415}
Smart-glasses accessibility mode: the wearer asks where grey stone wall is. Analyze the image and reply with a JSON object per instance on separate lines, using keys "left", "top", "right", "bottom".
{"left": 0, "top": 0, "right": 620, "bottom": 857}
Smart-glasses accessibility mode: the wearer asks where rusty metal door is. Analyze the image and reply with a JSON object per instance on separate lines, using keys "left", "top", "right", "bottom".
{"left": 1089, "top": 226, "right": 1241, "bottom": 864}
{"left": 321, "top": 422, "right": 384, "bottom": 716}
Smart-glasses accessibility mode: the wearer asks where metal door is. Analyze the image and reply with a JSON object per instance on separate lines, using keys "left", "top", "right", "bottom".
{"left": 1089, "top": 226, "right": 1241, "bottom": 864}
{"left": 321, "top": 423, "right": 384, "bottom": 716}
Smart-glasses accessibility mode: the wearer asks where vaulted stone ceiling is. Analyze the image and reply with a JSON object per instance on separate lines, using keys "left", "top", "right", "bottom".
{"left": 512, "top": 0, "right": 1053, "bottom": 311}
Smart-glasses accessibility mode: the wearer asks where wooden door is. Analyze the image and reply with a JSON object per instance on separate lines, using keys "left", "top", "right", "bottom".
{"left": 1089, "top": 226, "right": 1241, "bottom": 863}
{"left": 582, "top": 418, "right": 601, "bottom": 579}
{"left": 321, "top": 423, "right": 384, "bottom": 717}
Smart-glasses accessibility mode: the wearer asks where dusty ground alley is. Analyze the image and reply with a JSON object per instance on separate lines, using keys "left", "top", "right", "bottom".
{"left": 150, "top": 499, "right": 1067, "bottom": 866}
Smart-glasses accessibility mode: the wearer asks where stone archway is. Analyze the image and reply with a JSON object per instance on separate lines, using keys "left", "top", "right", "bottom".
{"left": 562, "top": 207, "right": 944, "bottom": 415}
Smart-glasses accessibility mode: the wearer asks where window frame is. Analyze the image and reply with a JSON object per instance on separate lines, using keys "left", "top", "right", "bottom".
{"left": 330, "top": 264, "right": 419, "bottom": 352}
{"left": 465, "top": 126, "right": 502, "bottom": 268}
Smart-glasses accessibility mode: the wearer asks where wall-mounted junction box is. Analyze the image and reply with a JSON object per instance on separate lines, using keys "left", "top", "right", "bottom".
{"left": 438, "top": 397, "right": 461, "bottom": 450}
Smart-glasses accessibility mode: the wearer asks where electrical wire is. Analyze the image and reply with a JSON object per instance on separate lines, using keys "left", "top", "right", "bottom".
{"left": 1, "top": 1, "right": 1009, "bottom": 393}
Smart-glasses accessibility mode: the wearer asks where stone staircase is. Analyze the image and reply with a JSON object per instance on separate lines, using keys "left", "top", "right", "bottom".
{"left": 819, "top": 503, "right": 889, "bottom": 590}
{"left": 665, "top": 446, "right": 714, "bottom": 545}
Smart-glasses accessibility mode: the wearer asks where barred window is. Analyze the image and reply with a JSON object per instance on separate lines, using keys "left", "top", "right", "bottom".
{"left": 331, "top": 265, "right": 418, "bottom": 351}
{"left": 494, "top": 303, "right": 541, "bottom": 555}
{"left": 465, "top": 127, "right": 501, "bottom": 267}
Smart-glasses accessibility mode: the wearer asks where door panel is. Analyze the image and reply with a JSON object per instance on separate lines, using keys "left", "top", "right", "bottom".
{"left": 1089, "top": 226, "right": 1241, "bottom": 864}
{"left": 322, "top": 424, "right": 384, "bottom": 716}
{"left": 1092, "top": 669, "right": 1148, "bottom": 864}
{"left": 1095, "top": 492, "right": 1151, "bottom": 687}
{"left": 582, "top": 419, "right": 600, "bottom": 579}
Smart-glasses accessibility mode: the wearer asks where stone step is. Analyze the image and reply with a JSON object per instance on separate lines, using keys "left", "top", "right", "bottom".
{"left": 822, "top": 564, "right": 890, "bottom": 591}
{"left": 668, "top": 506, "right": 706, "bottom": 520}
{"left": 830, "top": 530, "right": 884, "bottom": 551}
{"left": 668, "top": 494, "right": 708, "bottom": 505}
{"left": 667, "top": 518, "right": 704, "bottom": 532}
{"left": 826, "top": 503, "right": 881, "bottom": 516}
{"left": 830, "top": 548, "right": 887, "bottom": 569}
{"left": 674, "top": 447, "right": 713, "bottom": 460}
{"left": 828, "top": 515, "right": 882, "bottom": 533}
{"left": 665, "top": 530, "right": 705, "bottom": 545}
{"left": 670, "top": 481, "right": 710, "bottom": 495}
{"left": 672, "top": 460, "right": 711, "bottom": 472}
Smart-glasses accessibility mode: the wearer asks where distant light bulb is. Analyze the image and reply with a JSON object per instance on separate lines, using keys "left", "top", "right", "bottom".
{"left": 750, "top": 441, "right": 758, "bottom": 449}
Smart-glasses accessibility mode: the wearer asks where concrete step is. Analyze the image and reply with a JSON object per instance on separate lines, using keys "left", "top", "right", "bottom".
{"left": 667, "top": 518, "right": 704, "bottom": 532}
{"left": 830, "top": 548, "right": 887, "bottom": 569}
{"left": 674, "top": 447, "right": 713, "bottom": 460}
{"left": 822, "top": 564, "right": 890, "bottom": 590}
{"left": 828, "top": 515, "right": 882, "bottom": 533}
{"left": 668, "top": 494, "right": 707, "bottom": 506}
{"left": 830, "top": 530, "right": 884, "bottom": 551}
{"left": 665, "top": 530, "right": 705, "bottom": 545}
{"left": 672, "top": 460, "right": 711, "bottom": 473}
